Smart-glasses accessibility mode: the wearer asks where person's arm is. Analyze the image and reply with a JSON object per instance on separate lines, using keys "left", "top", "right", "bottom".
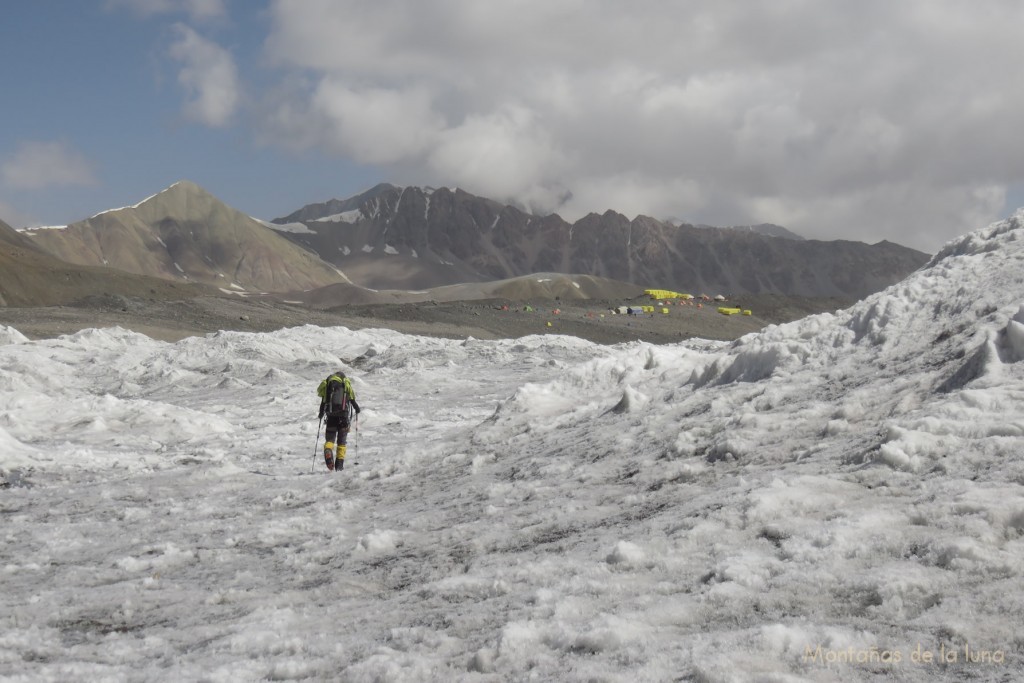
{"left": 316, "top": 379, "right": 327, "bottom": 418}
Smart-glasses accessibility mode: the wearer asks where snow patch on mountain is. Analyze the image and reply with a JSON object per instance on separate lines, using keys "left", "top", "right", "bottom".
{"left": 312, "top": 209, "right": 362, "bottom": 224}
{"left": 255, "top": 218, "right": 315, "bottom": 234}
{"left": 19, "top": 224, "right": 68, "bottom": 232}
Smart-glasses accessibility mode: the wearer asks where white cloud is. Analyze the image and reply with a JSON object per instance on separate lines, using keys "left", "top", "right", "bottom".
{"left": 168, "top": 24, "right": 240, "bottom": 127}
{"left": 428, "top": 106, "right": 566, "bottom": 205}
{"left": 309, "top": 81, "right": 443, "bottom": 164}
{"left": 744, "top": 183, "right": 1008, "bottom": 251}
{"left": 1, "top": 141, "right": 98, "bottom": 191}
{"left": 561, "top": 174, "right": 706, "bottom": 224}
{"left": 260, "top": 0, "right": 1024, "bottom": 252}
{"left": 106, "top": 0, "right": 226, "bottom": 22}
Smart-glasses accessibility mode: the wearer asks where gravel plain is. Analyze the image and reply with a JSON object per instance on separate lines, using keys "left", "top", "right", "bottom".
{"left": 0, "top": 292, "right": 854, "bottom": 345}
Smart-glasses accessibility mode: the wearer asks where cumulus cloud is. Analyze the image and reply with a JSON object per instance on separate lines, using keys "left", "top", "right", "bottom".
{"left": 105, "top": 0, "right": 226, "bottom": 22}
{"left": 259, "top": 0, "right": 1024, "bottom": 252}
{"left": 428, "top": 106, "right": 566, "bottom": 204}
{"left": 168, "top": 24, "right": 240, "bottom": 127}
{"left": 1, "top": 141, "right": 97, "bottom": 191}
{"left": 310, "top": 81, "right": 443, "bottom": 164}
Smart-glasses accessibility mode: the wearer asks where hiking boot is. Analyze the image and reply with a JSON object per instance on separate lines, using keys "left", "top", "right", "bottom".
{"left": 323, "top": 448, "right": 335, "bottom": 471}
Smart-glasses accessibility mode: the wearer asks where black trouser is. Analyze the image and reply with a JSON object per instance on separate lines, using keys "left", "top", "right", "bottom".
{"left": 324, "top": 414, "right": 351, "bottom": 450}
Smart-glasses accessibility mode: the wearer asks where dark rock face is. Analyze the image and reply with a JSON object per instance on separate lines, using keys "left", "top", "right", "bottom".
{"left": 273, "top": 183, "right": 397, "bottom": 225}
{"left": 273, "top": 185, "right": 930, "bottom": 298}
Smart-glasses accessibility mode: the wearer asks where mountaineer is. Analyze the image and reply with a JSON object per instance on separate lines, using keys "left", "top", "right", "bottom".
{"left": 316, "top": 371, "right": 361, "bottom": 470}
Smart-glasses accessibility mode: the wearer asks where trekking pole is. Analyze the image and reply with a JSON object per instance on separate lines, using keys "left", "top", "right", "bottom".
{"left": 347, "top": 414, "right": 358, "bottom": 467}
{"left": 347, "top": 410, "right": 358, "bottom": 467}
{"left": 311, "top": 415, "right": 323, "bottom": 472}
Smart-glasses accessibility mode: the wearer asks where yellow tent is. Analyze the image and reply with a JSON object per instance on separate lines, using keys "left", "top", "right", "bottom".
{"left": 644, "top": 289, "right": 693, "bottom": 300}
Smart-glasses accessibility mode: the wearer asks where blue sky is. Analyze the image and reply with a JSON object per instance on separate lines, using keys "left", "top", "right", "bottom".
{"left": 3, "top": 1, "right": 1024, "bottom": 253}
{"left": 0, "top": 1, "right": 382, "bottom": 227}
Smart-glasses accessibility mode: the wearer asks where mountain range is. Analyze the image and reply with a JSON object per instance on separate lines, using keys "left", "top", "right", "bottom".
{"left": 697, "top": 222, "right": 805, "bottom": 240}
{"left": 6, "top": 181, "right": 930, "bottom": 305}
{"left": 268, "top": 183, "right": 928, "bottom": 298}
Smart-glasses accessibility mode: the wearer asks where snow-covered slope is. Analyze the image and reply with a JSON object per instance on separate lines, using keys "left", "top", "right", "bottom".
{"left": 1, "top": 211, "right": 1023, "bottom": 681}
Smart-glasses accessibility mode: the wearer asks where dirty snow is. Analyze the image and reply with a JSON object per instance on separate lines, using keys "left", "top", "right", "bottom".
{"left": 2, "top": 211, "right": 1024, "bottom": 681}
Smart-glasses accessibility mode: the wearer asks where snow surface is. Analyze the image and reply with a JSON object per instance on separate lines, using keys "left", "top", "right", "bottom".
{"left": 3, "top": 212, "right": 1024, "bottom": 680}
